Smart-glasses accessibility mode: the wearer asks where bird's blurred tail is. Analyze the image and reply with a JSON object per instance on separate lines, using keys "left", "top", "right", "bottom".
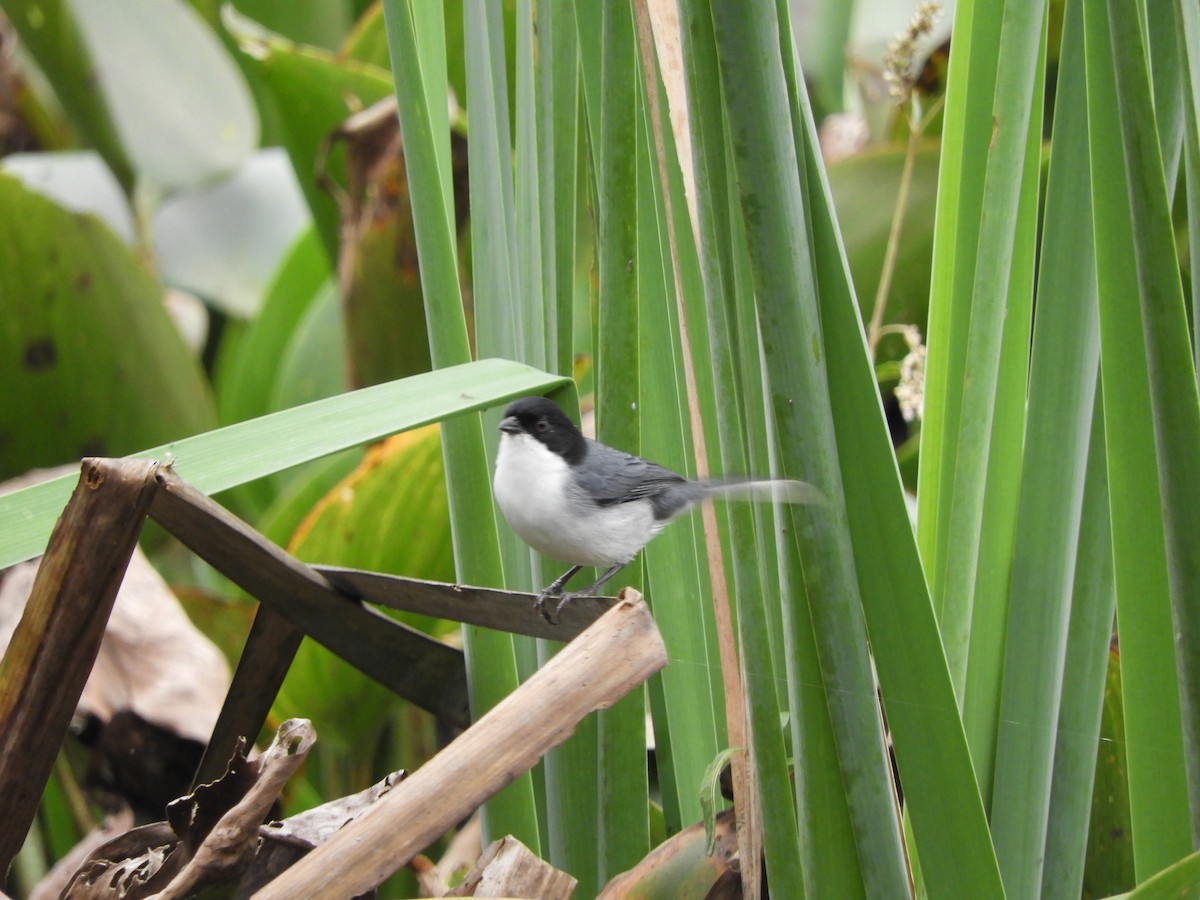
{"left": 701, "top": 477, "right": 825, "bottom": 506}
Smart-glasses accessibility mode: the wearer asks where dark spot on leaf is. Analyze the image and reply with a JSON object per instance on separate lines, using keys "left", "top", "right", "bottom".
{"left": 76, "top": 270, "right": 93, "bottom": 291}
{"left": 23, "top": 338, "right": 56, "bottom": 372}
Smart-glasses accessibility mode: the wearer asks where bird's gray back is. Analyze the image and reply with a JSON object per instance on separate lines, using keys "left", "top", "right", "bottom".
{"left": 575, "top": 439, "right": 705, "bottom": 520}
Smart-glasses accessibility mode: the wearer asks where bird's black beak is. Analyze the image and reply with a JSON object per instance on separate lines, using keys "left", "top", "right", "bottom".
{"left": 499, "top": 415, "right": 521, "bottom": 435}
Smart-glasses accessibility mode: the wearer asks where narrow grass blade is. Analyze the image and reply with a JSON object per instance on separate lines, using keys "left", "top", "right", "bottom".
{"left": 1180, "top": 0, "right": 1200, "bottom": 372}
{"left": 591, "top": 5, "right": 653, "bottom": 887}
{"left": 381, "top": 0, "right": 540, "bottom": 850}
{"left": 1084, "top": 0, "right": 1196, "bottom": 875}
{"left": 781, "top": 12, "right": 1005, "bottom": 900}
{"left": 709, "top": 2, "right": 910, "bottom": 895}
{"left": 1042, "top": 391, "right": 1117, "bottom": 899}
{"left": 1106, "top": 0, "right": 1200, "bottom": 847}
{"left": 988, "top": 0, "right": 1100, "bottom": 890}
{"left": 669, "top": 3, "right": 807, "bottom": 891}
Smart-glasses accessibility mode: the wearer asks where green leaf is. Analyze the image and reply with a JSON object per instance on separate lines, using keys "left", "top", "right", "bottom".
{"left": 1080, "top": 654, "right": 1135, "bottom": 898}
{"left": 1085, "top": 0, "right": 1196, "bottom": 877}
{"left": 988, "top": 0, "right": 1102, "bottom": 890}
{"left": 709, "top": 1, "right": 912, "bottom": 895}
{"left": 213, "top": 225, "right": 333, "bottom": 426}
{"left": 71, "top": 0, "right": 258, "bottom": 191}
{"left": 381, "top": 0, "right": 542, "bottom": 853}
{"left": 0, "top": 358, "right": 566, "bottom": 569}
{"left": 0, "top": 173, "right": 216, "bottom": 480}
{"left": 782, "top": 17, "right": 1004, "bottom": 900}
{"left": 266, "top": 283, "right": 348, "bottom": 412}
{"left": 226, "top": 7, "right": 394, "bottom": 264}
{"left": 1041, "top": 392, "right": 1118, "bottom": 899}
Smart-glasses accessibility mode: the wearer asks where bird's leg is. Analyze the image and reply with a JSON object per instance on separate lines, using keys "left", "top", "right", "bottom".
{"left": 535, "top": 565, "right": 583, "bottom": 621}
{"left": 551, "top": 562, "right": 627, "bottom": 623}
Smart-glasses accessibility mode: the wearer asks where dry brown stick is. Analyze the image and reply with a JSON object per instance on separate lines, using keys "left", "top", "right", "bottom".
{"left": 317, "top": 565, "right": 619, "bottom": 641}
{"left": 191, "top": 606, "right": 304, "bottom": 788}
{"left": 149, "top": 468, "right": 470, "bottom": 728}
{"left": 0, "top": 458, "right": 159, "bottom": 876}
{"left": 148, "top": 719, "right": 316, "bottom": 900}
{"left": 252, "top": 597, "right": 668, "bottom": 900}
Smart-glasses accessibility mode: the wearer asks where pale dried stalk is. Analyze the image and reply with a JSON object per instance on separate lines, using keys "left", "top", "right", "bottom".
{"left": 252, "top": 598, "right": 667, "bottom": 900}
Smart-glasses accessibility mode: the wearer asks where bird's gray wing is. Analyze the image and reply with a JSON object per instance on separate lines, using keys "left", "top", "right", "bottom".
{"left": 575, "top": 440, "right": 703, "bottom": 519}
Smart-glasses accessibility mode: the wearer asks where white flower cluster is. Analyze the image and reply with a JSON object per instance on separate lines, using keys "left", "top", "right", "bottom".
{"left": 895, "top": 325, "right": 927, "bottom": 423}
{"left": 882, "top": 1, "right": 943, "bottom": 103}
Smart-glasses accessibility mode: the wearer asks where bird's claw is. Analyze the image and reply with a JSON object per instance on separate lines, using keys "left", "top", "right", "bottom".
{"left": 533, "top": 588, "right": 579, "bottom": 625}
{"left": 534, "top": 588, "right": 562, "bottom": 624}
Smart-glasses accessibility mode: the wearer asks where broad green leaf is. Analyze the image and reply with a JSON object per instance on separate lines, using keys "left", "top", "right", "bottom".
{"left": 213, "top": 225, "right": 332, "bottom": 427}
{"left": 0, "top": 173, "right": 216, "bottom": 481}
{"left": 225, "top": 0, "right": 354, "bottom": 51}
{"left": 151, "top": 149, "right": 312, "bottom": 318}
{"left": 2, "top": 151, "right": 135, "bottom": 241}
{"left": 70, "top": 0, "right": 258, "bottom": 191}
{"left": 226, "top": 7, "right": 394, "bottom": 265}
{"left": 341, "top": 3, "right": 392, "bottom": 68}
{"left": 267, "top": 283, "right": 348, "bottom": 412}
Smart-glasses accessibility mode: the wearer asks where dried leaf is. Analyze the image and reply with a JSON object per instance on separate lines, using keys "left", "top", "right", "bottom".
{"left": 0, "top": 546, "right": 229, "bottom": 744}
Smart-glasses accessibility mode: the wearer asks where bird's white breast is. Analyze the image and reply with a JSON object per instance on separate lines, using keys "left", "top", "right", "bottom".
{"left": 493, "top": 433, "right": 658, "bottom": 567}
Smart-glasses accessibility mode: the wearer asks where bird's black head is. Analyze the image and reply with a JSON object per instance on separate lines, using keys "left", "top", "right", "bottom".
{"left": 499, "top": 396, "right": 587, "bottom": 464}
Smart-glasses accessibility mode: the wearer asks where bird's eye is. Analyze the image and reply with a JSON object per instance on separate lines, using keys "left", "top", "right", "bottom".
{"left": 535, "top": 418, "right": 550, "bottom": 433}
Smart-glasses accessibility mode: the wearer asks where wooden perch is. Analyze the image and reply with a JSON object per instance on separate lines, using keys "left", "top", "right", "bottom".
{"left": 317, "top": 565, "right": 620, "bottom": 642}
{"left": 251, "top": 596, "right": 667, "bottom": 900}
{"left": 0, "top": 458, "right": 160, "bottom": 876}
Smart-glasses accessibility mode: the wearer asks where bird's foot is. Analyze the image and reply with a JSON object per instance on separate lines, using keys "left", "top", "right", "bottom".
{"left": 533, "top": 586, "right": 563, "bottom": 624}
{"left": 534, "top": 588, "right": 586, "bottom": 625}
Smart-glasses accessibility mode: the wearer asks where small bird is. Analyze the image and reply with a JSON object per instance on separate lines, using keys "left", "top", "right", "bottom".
{"left": 493, "top": 395, "right": 817, "bottom": 622}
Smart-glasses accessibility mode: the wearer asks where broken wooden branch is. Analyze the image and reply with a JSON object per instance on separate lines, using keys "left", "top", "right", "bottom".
{"left": 0, "top": 458, "right": 159, "bottom": 876}
{"left": 252, "top": 596, "right": 667, "bottom": 900}
{"left": 146, "top": 720, "right": 315, "bottom": 900}
{"left": 149, "top": 468, "right": 471, "bottom": 730}
{"left": 191, "top": 606, "right": 303, "bottom": 788}
{"left": 446, "top": 836, "right": 576, "bottom": 898}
